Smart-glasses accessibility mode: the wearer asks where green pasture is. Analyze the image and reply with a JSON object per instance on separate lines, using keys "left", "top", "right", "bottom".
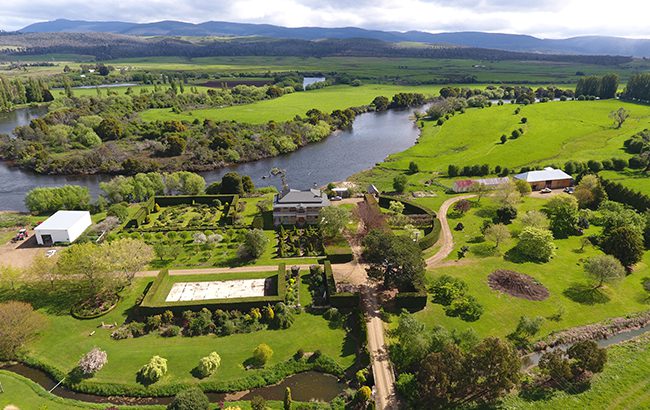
{"left": 405, "top": 195, "right": 650, "bottom": 340}
{"left": 600, "top": 169, "right": 650, "bottom": 193}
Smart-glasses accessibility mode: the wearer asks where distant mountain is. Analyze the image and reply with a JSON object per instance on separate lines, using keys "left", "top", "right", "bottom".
{"left": 18, "top": 19, "right": 650, "bottom": 57}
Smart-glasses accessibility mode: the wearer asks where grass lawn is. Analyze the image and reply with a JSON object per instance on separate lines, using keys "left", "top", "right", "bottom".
{"left": 139, "top": 84, "right": 474, "bottom": 123}
{"left": 19, "top": 270, "right": 355, "bottom": 390}
{"left": 600, "top": 169, "right": 650, "bottom": 193}
{"left": 502, "top": 333, "right": 650, "bottom": 409}
{"left": 384, "top": 99, "right": 650, "bottom": 175}
{"left": 405, "top": 195, "right": 650, "bottom": 340}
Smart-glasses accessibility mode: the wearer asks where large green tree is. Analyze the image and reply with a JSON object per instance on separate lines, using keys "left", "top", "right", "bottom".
{"left": 544, "top": 194, "right": 579, "bottom": 238}
{"left": 601, "top": 225, "right": 645, "bottom": 269}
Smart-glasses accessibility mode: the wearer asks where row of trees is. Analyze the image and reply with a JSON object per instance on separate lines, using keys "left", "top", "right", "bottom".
{"left": 575, "top": 73, "right": 619, "bottom": 99}
{"left": 622, "top": 72, "right": 650, "bottom": 102}
{"left": 0, "top": 76, "right": 53, "bottom": 112}
{"left": 99, "top": 171, "right": 206, "bottom": 204}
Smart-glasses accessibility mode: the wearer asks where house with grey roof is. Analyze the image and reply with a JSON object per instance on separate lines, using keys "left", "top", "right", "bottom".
{"left": 514, "top": 167, "right": 573, "bottom": 190}
{"left": 273, "top": 188, "right": 331, "bottom": 226}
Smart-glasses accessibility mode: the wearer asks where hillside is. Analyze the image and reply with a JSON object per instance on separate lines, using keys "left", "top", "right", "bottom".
{"left": 17, "top": 19, "right": 650, "bottom": 57}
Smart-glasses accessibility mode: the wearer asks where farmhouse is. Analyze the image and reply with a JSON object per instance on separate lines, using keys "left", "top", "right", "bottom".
{"left": 273, "top": 188, "right": 330, "bottom": 226}
{"left": 453, "top": 177, "right": 510, "bottom": 193}
{"left": 34, "top": 210, "right": 92, "bottom": 246}
{"left": 514, "top": 167, "right": 573, "bottom": 190}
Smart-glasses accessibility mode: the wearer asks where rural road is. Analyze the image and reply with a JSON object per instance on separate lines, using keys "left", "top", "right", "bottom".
{"left": 426, "top": 194, "right": 475, "bottom": 268}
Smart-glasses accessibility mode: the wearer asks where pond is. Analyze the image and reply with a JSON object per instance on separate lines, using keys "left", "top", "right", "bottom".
{"left": 1, "top": 364, "right": 345, "bottom": 405}
{"left": 0, "top": 104, "right": 425, "bottom": 211}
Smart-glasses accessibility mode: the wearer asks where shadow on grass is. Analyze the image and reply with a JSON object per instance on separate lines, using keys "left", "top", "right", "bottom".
{"left": 0, "top": 280, "right": 85, "bottom": 316}
{"left": 563, "top": 283, "right": 610, "bottom": 305}
{"left": 503, "top": 247, "right": 540, "bottom": 264}
{"left": 475, "top": 207, "right": 497, "bottom": 219}
{"left": 467, "top": 235, "right": 486, "bottom": 244}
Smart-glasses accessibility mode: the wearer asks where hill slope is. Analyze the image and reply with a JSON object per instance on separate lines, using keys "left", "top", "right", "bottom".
{"left": 18, "top": 19, "right": 650, "bottom": 57}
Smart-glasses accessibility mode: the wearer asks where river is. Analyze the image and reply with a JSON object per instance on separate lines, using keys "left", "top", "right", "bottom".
{"left": 0, "top": 105, "right": 424, "bottom": 211}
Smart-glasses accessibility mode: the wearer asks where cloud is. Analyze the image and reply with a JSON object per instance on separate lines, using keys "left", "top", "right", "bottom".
{"left": 1, "top": 0, "right": 649, "bottom": 38}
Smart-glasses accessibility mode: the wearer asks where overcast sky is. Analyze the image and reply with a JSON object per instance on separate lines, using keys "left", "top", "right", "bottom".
{"left": 2, "top": 0, "right": 650, "bottom": 39}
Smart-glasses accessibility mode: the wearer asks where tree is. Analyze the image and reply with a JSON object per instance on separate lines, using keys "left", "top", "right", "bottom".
{"left": 95, "top": 117, "right": 124, "bottom": 141}
{"left": 363, "top": 229, "right": 426, "bottom": 291}
{"left": 520, "top": 210, "right": 549, "bottom": 229}
{"left": 167, "top": 387, "right": 209, "bottom": 410}
{"left": 584, "top": 255, "right": 625, "bottom": 289}
{"left": 220, "top": 172, "right": 244, "bottom": 195}
{"left": 105, "top": 238, "right": 154, "bottom": 285}
{"left": 417, "top": 343, "right": 465, "bottom": 408}
{"left": 601, "top": 225, "right": 645, "bottom": 269}
{"left": 393, "top": 175, "right": 408, "bottom": 193}
{"left": 516, "top": 227, "right": 555, "bottom": 262}
{"left": 539, "top": 350, "right": 573, "bottom": 387}
{"left": 0, "top": 301, "right": 44, "bottom": 359}
{"left": 568, "top": 340, "right": 607, "bottom": 374}
{"left": 544, "top": 195, "right": 579, "bottom": 238}
{"left": 25, "top": 185, "right": 91, "bottom": 214}
{"left": 389, "top": 312, "right": 434, "bottom": 371}
{"left": 251, "top": 396, "right": 267, "bottom": 410}
{"left": 484, "top": 224, "right": 511, "bottom": 248}
{"left": 496, "top": 205, "right": 517, "bottom": 224}
{"left": 468, "top": 337, "right": 521, "bottom": 404}
{"left": 448, "top": 164, "right": 459, "bottom": 177}
{"left": 197, "top": 351, "right": 221, "bottom": 377}
{"left": 253, "top": 343, "right": 273, "bottom": 366}
{"left": 453, "top": 199, "right": 471, "bottom": 215}
{"left": 494, "top": 181, "right": 521, "bottom": 207}
{"left": 609, "top": 107, "right": 630, "bottom": 129}
{"left": 57, "top": 243, "right": 112, "bottom": 297}
{"left": 599, "top": 73, "right": 619, "bottom": 99}
{"left": 242, "top": 175, "right": 255, "bottom": 193}
{"left": 408, "top": 161, "right": 419, "bottom": 174}
{"left": 371, "top": 95, "right": 390, "bottom": 111}
{"left": 78, "top": 347, "right": 108, "bottom": 376}
{"left": 0, "top": 264, "right": 23, "bottom": 291}
{"left": 27, "top": 253, "right": 59, "bottom": 289}
{"left": 238, "top": 229, "right": 269, "bottom": 260}
{"left": 514, "top": 179, "right": 532, "bottom": 195}
{"left": 470, "top": 182, "right": 490, "bottom": 203}
{"left": 283, "top": 387, "right": 292, "bottom": 410}
{"left": 356, "top": 386, "right": 372, "bottom": 403}
{"left": 500, "top": 134, "right": 507, "bottom": 144}
{"left": 574, "top": 175, "right": 607, "bottom": 209}
{"left": 139, "top": 355, "right": 168, "bottom": 383}
{"left": 319, "top": 206, "right": 350, "bottom": 240}
{"left": 107, "top": 203, "right": 129, "bottom": 222}
{"left": 507, "top": 316, "right": 544, "bottom": 348}
{"left": 165, "top": 135, "right": 186, "bottom": 156}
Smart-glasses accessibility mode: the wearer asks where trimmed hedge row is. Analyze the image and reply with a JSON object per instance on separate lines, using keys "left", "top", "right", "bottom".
{"left": 601, "top": 177, "right": 650, "bottom": 212}
{"left": 324, "top": 244, "right": 354, "bottom": 264}
{"left": 138, "top": 264, "right": 287, "bottom": 315}
{"left": 124, "top": 197, "right": 156, "bottom": 229}
{"left": 377, "top": 195, "right": 441, "bottom": 250}
{"left": 19, "top": 354, "right": 343, "bottom": 397}
{"left": 395, "top": 291, "right": 428, "bottom": 312}
{"left": 323, "top": 261, "right": 360, "bottom": 309}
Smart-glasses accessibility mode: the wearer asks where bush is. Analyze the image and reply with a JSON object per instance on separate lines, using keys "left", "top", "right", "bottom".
{"left": 160, "top": 325, "right": 181, "bottom": 337}
{"left": 253, "top": 343, "right": 274, "bottom": 366}
{"left": 139, "top": 356, "right": 168, "bottom": 384}
{"left": 107, "top": 203, "right": 129, "bottom": 222}
{"left": 516, "top": 227, "right": 556, "bottom": 262}
{"left": 78, "top": 347, "right": 108, "bottom": 376}
{"left": 393, "top": 175, "right": 408, "bottom": 193}
{"left": 197, "top": 352, "right": 221, "bottom": 378}
{"left": 430, "top": 275, "right": 468, "bottom": 305}
{"left": 496, "top": 205, "right": 517, "bottom": 224}
{"left": 444, "top": 295, "right": 484, "bottom": 321}
{"left": 167, "top": 387, "right": 209, "bottom": 410}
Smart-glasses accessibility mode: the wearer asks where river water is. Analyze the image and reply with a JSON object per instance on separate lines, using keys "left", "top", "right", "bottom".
{"left": 0, "top": 105, "right": 423, "bottom": 211}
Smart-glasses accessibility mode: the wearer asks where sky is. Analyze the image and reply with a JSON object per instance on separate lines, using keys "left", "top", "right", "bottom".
{"left": 2, "top": 0, "right": 650, "bottom": 39}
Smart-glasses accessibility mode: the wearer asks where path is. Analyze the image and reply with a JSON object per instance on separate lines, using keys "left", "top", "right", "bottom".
{"left": 426, "top": 195, "right": 475, "bottom": 268}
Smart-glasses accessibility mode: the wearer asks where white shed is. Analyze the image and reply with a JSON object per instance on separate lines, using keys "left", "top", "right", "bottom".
{"left": 35, "top": 211, "right": 92, "bottom": 246}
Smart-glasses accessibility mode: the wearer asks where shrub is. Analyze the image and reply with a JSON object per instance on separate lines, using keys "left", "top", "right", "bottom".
{"left": 444, "top": 295, "right": 484, "bottom": 321}
{"left": 496, "top": 205, "right": 517, "bottom": 224}
{"left": 107, "top": 203, "right": 129, "bottom": 222}
{"left": 393, "top": 175, "right": 408, "bottom": 193}
{"left": 139, "top": 356, "right": 168, "bottom": 384}
{"left": 78, "top": 347, "right": 108, "bottom": 376}
{"left": 197, "top": 352, "right": 221, "bottom": 378}
{"left": 160, "top": 325, "right": 181, "bottom": 337}
{"left": 430, "top": 275, "right": 468, "bottom": 305}
{"left": 516, "top": 227, "right": 556, "bottom": 262}
{"left": 253, "top": 343, "right": 274, "bottom": 366}
{"left": 167, "top": 387, "right": 209, "bottom": 410}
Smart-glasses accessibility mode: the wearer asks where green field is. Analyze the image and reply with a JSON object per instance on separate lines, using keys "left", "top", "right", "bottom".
{"left": 502, "top": 333, "right": 650, "bottom": 409}
{"left": 600, "top": 169, "right": 650, "bottom": 193}
{"left": 17, "top": 269, "right": 355, "bottom": 390}
{"left": 384, "top": 99, "right": 650, "bottom": 174}
{"left": 405, "top": 195, "right": 650, "bottom": 340}
{"left": 139, "top": 83, "right": 464, "bottom": 123}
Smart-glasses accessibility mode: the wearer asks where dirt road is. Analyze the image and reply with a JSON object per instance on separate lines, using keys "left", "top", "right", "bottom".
{"left": 426, "top": 195, "right": 475, "bottom": 268}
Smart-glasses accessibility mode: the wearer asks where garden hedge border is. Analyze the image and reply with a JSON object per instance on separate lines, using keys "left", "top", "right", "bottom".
{"left": 17, "top": 353, "right": 344, "bottom": 397}
{"left": 137, "top": 264, "right": 287, "bottom": 315}
{"left": 394, "top": 291, "right": 428, "bottom": 312}
{"left": 323, "top": 261, "right": 359, "bottom": 309}
{"left": 377, "top": 195, "right": 441, "bottom": 250}
{"left": 324, "top": 244, "right": 353, "bottom": 264}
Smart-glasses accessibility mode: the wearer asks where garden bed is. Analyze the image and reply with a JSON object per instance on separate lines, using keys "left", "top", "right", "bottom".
{"left": 487, "top": 269, "right": 550, "bottom": 301}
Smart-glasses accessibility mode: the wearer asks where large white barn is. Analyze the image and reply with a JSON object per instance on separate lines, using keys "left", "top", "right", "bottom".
{"left": 34, "top": 211, "right": 92, "bottom": 246}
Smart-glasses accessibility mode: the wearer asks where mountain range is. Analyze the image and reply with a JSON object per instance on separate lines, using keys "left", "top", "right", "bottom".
{"left": 17, "top": 19, "right": 650, "bottom": 57}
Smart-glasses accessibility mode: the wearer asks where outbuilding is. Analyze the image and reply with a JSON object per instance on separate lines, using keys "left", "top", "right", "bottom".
{"left": 514, "top": 167, "right": 573, "bottom": 191}
{"left": 34, "top": 210, "right": 92, "bottom": 246}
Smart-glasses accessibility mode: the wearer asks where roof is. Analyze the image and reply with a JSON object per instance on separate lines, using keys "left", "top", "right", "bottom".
{"left": 514, "top": 167, "right": 572, "bottom": 183}
{"left": 35, "top": 211, "right": 91, "bottom": 231}
{"left": 276, "top": 189, "right": 329, "bottom": 205}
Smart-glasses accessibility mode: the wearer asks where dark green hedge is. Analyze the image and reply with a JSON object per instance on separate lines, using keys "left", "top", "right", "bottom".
{"left": 138, "top": 265, "right": 287, "bottom": 315}
{"left": 601, "top": 177, "right": 650, "bottom": 212}
{"left": 418, "top": 217, "right": 442, "bottom": 250}
{"left": 324, "top": 244, "right": 353, "bottom": 263}
{"left": 154, "top": 194, "right": 237, "bottom": 207}
{"left": 323, "top": 261, "right": 360, "bottom": 309}
{"left": 395, "top": 292, "right": 428, "bottom": 312}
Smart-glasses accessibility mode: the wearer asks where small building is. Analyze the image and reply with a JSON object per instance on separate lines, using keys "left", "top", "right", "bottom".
{"left": 273, "top": 189, "right": 330, "bottom": 226}
{"left": 514, "top": 167, "right": 573, "bottom": 191}
{"left": 34, "top": 210, "right": 92, "bottom": 246}
{"left": 453, "top": 177, "right": 510, "bottom": 193}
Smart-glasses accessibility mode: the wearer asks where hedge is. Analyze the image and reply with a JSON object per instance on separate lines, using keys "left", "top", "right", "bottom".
{"left": 138, "top": 264, "right": 287, "bottom": 315}
{"left": 377, "top": 195, "right": 441, "bottom": 250}
{"left": 324, "top": 244, "right": 353, "bottom": 264}
{"left": 323, "top": 261, "right": 360, "bottom": 309}
{"left": 17, "top": 354, "right": 343, "bottom": 397}
{"left": 395, "top": 291, "right": 428, "bottom": 312}
{"left": 601, "top": 177, "right": 650, "bottom": 212}
{"left": 154, "top": 195, "right": 237, "bottom": 207}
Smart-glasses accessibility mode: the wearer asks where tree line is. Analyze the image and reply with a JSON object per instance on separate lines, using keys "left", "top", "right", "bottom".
{"left": 0, "top": 76, "right": 53, "bottom": 112}
{"left": 622, "top": 73, "right": 650, "bottom": 103}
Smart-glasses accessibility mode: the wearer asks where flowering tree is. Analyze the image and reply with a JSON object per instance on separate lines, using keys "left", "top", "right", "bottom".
{"left": 78, "top": 347, "right": 108, "bottom": 375}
